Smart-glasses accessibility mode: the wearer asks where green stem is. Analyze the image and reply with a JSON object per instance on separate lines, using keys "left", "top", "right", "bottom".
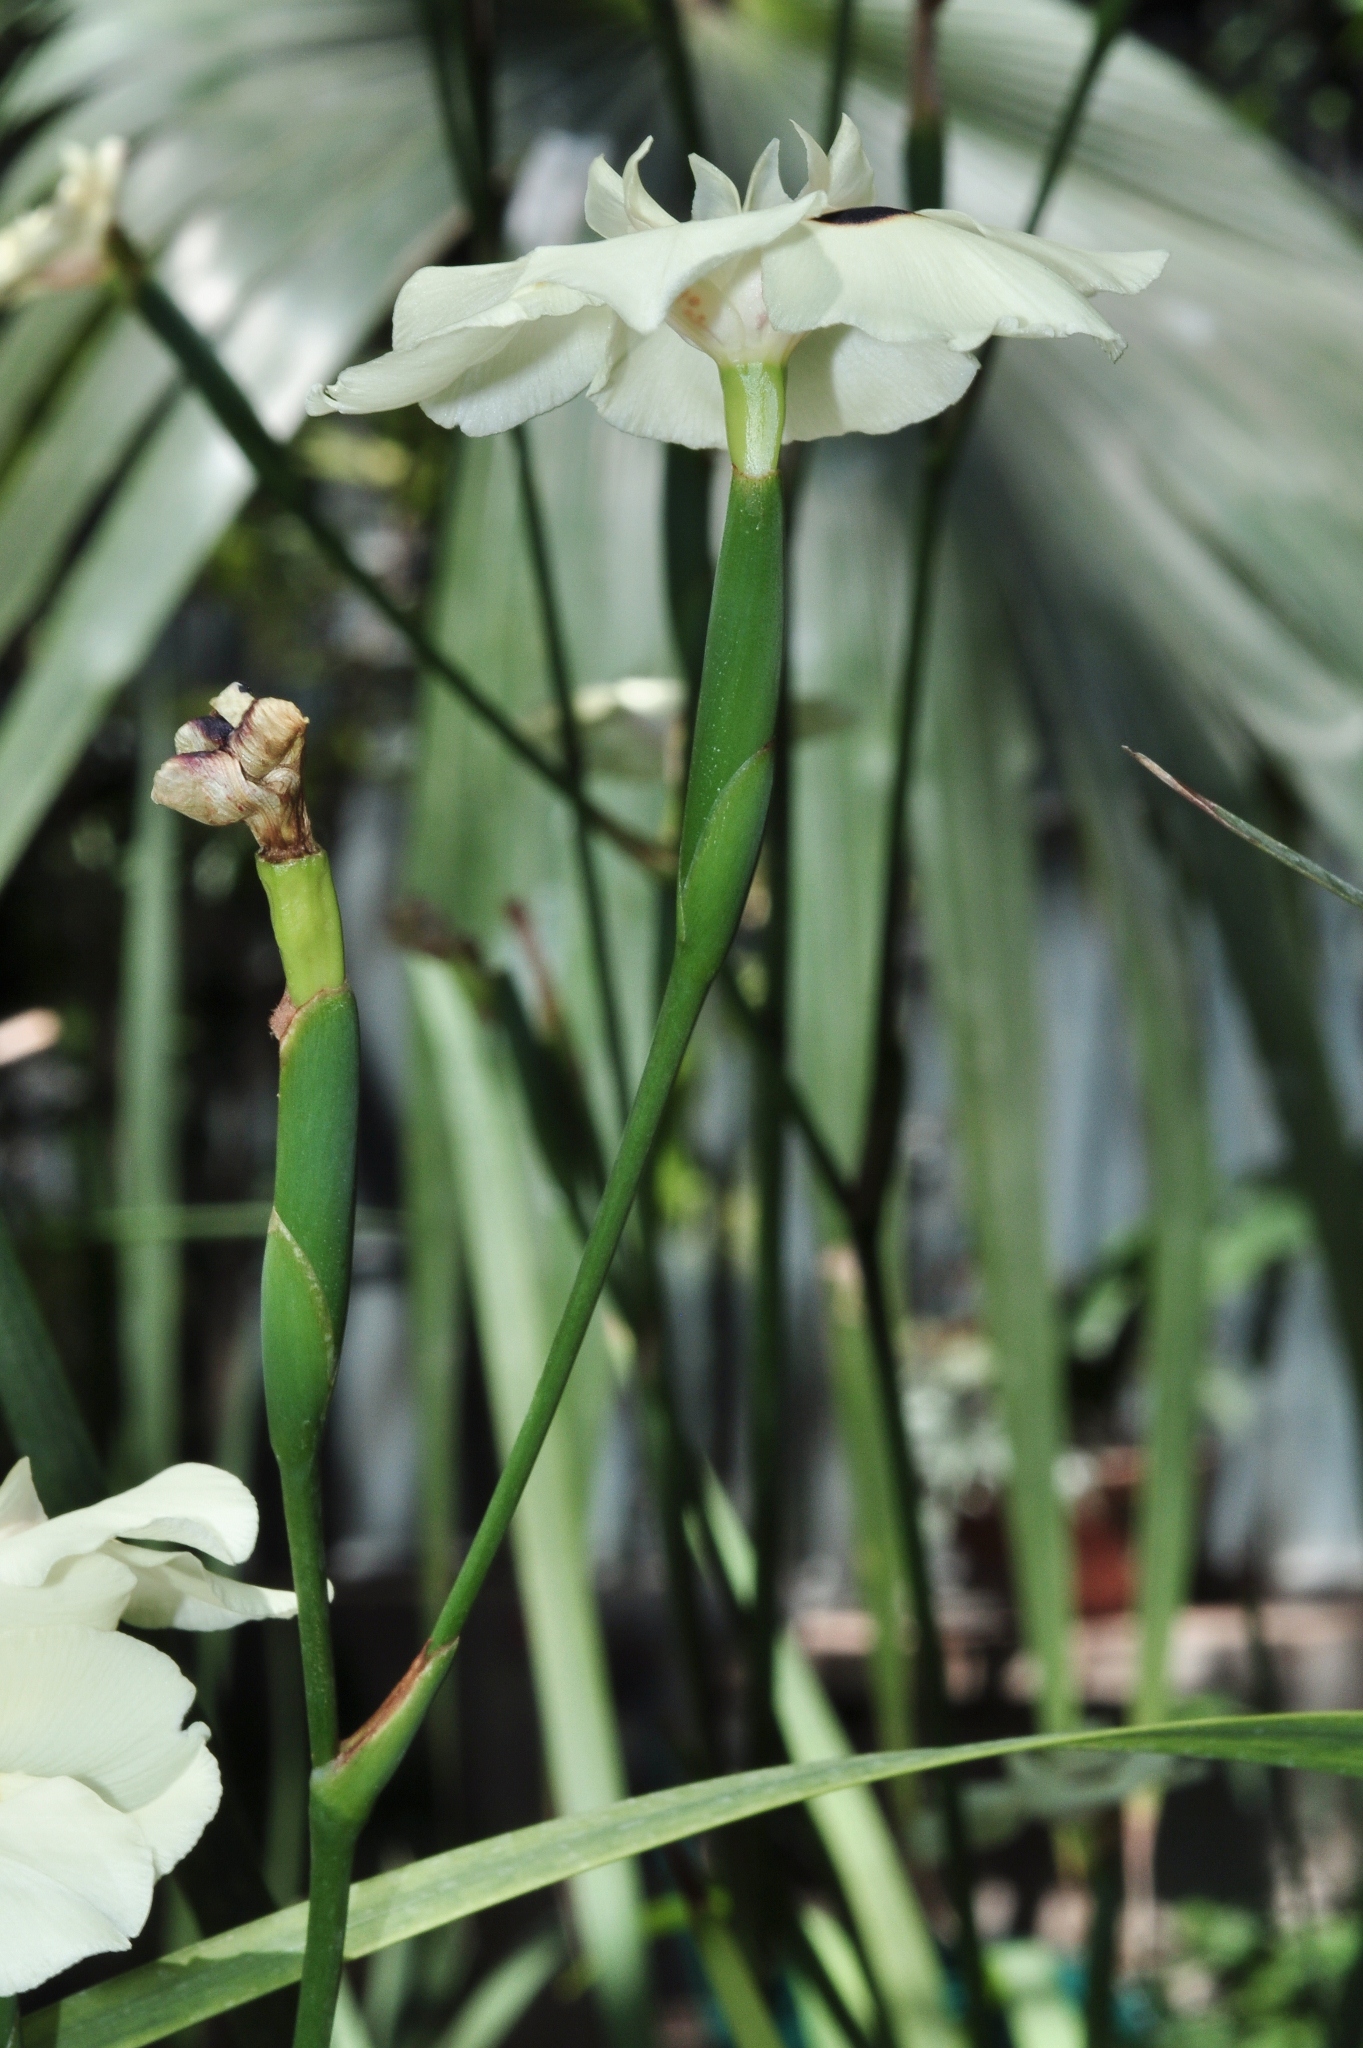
{"left": 1024, "top": 0, "right": 1136, "bottom": 235}
{"left": 107, "top": 232, "right": 664, "bottom": 878}
{"left": 748, "top": 637, "right": 792, "bottom": 1767}
{"left": 279, "top": 1461, "right": 339, "bottom": 1767}
{"left": 291, "top": 1805, "right": 361, "bottom": 2048}
{"left": 513, "top": 425, "right": 632, "bottom": 1129}
{"left": 314, "top": 454, "right": 784, "bottom": 1832}
{"left": 430, "top": 951, "right": 706, "bottom": 1653}
{"left": 821, "top": 0, "right": 859, "bottom": 150}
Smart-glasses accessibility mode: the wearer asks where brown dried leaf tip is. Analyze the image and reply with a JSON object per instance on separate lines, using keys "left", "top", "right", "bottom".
{"left": 151, "top": 683, "right": 315, "bottom": 860}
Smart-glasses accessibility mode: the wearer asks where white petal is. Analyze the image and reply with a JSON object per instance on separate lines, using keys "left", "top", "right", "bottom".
{"left": 919, "top": 211, "right": 1167, "bottom": 297}
{"left": 785, "top": 328, "right": 978, "bottom": 440}
{"left": 0, "top": 1462, "right": 260, "bottom": 1586}
{"left": 589, "top": 323, "right": 727, "bottom": 449}
{"left": 794, "top": 125, "right": 831, "bottom": 202}
{"left": 520, "top": 193, "right": 819, "bottom": 336}
{"left": 621, "top": 138, "right": 677, "bottom": 231}
{"left": 0, "top": 1552, "right": 135, "bottom": 1630}
{"left": 309, "top": 322, "right": 515, "bottom": 416}
{"left": 110, "top": 1542, "right": 297, "bottom": 1631}
{"left": 585, "top": 155, "right": 631, "bottom": 239}
{"left": 743, "top": 140, "right": 788, "bottom": 212}
{"left": 391, "top": 258, "right": 538, "bottom": 349}
{"left": 128, "top": 1738, "right": 220, "bottom": 1878}
{"left": 0, "top": 1775, "right": 153, "bottom": 1995}
{"left": 423, "top": 307, "right": 616, "bottom": 433}
{"left": 0, "top": 1625, "right": 210, "bottom": 1813}
{"left": 691, "top": 154, "right": 743, "bottom": 221}
{"left": 823, "top": 115, "right": 877, "bottom": 209}
{"left": 0, "top": 1458, "right": 45, "bottom": 1534}
{"left": 763, "top": 213, "right": 1159, "bottom": 361}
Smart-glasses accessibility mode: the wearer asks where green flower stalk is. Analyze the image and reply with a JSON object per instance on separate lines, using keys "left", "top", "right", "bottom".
{"left": 152, "top": 685, "right": 359, "bottom": 2040}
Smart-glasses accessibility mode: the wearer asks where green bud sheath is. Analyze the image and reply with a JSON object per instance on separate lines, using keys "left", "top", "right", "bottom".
{"left": 257, "top": 852, "right": 358, "bottom": 1772}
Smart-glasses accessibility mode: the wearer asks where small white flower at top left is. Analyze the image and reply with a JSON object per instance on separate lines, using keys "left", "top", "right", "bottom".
{"left": 0, "top": 138, "right": 126, "bottom": 307}
{"left": 0, "top": 1458, "right": 296, "bottom": 1996}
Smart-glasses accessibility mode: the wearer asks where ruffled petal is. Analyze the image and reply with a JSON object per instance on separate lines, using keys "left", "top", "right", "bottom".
{"left": 422, "top": 307, "right": 616, "bottom": 434}
{"left": 785, "top": 328, "right": 978, "bottom": 441}
{"left": 0, "top": 1625, "right": 212, "bottom": 1813}
{"left": 0, "top": 1775, "right": 153, "bottom": 1995}
{"left": 691, "top": 155, "right": 743, "bottom": 221}
{"left": 744, "top": 140, "right": 787, "bottom": 212}
{"left": 918, "top": 211, "right": 1167, "bottom": 297}
{"left": 763, "top": 213, "right": 1162, "bottom": 360}
{"left": 0, "top": 1463, "right": 260, "bottom": 1586}
{"left": 589, "top": 322, "right": 727, "bottom": 449}
{"left": 0, "top": 1552, "right": 136, "bottom": 1630}
{"left": 110, "top": 1542, "right": 297, "bottom": 1631}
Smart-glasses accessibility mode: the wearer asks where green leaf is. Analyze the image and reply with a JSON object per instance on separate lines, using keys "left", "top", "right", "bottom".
{"left": 1127, "top": 751, "right": 1363, "bottom": 915}
{"left": 406, "top": 955, "right": 647, "bottom": 2046}
{"left": 30, "top": 1715, "right": 1363, "bottom": 2048}
{"left": 431, "top": 1929, "right": 564, "bottom": 2048}
{"left": 913, "top": 548, "right": 1074, "bottom": 1732}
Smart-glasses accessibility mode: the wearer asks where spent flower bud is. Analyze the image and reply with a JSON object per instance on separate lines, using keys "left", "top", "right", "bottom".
{"left": 152, "top": 685, "right": 315, "bottom": 860}
{"left": 0, "top": 138, "right": 126, "bottom": 306}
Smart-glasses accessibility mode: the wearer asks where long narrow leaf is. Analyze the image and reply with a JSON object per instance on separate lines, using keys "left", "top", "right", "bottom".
{"left": 29, "top": 1715, "right": 1363, "bottom": 2048}
{"left": 914, "top": 545, "right": 1074, "bottom": 1730}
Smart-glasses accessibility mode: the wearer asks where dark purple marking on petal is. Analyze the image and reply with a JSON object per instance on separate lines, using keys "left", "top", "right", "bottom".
{"left": 819, "top": 206, "right": 910, "bottom": 224}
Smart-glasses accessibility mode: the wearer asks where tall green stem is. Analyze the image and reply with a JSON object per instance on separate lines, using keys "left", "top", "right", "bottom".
{"left": 298, "top": 387, "right": 787, "bottom": 2043}
{"left": 512, "top": 425, "right": 632, "bottom": 1129}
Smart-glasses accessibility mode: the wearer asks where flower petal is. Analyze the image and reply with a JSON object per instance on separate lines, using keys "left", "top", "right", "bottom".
{"left": 691, "top": 154, "right": 743, "bottom": 221}
{"left": 422, "top": 307, "right": 616, "bottom": 434}
{"left": 585, "top": 155, "right": 631, "bottom": 239}
{"left": 110, "top": 1542, "right": 297, "bottom": 1631}
{"left": 0, "top": 1458, "right": 45, "bottom": 1535}
{"left": 744, "top": 140, "right": 787, "bottom": 212}
{"left": 763, "top": 212, "right": 1160, "bottom": 360}
{"left": 128, "top": 1739, "right": 220, "bottom": 1877}
{"left": 0, "top": 1552, "right": 136, "bottom": 1630}
{"left": 796, "top": 116, "right": 875, "bottom": 210}
{"left": 307, "top": 321, "right": 513, "bottom": 416}
{"left": 785, "top": 328, "right": 978, "bottom": 440}
{"left": 919, "top": 211, "right": 1168, "bottom": 297}
{"left": 0, "top": 1462, "right": 260, "bottom": 1585}
{"left": 0, "top": 1626, "right": 205, "bottom": 1803}
{"left": 0, "top": 1775, "right": 153, "bottom": 1995}
{"left": 590, "top": 322, "right": 727, "bottom": 449}
{"left": 621, "top": 138, "right": 678, "bottom": 232}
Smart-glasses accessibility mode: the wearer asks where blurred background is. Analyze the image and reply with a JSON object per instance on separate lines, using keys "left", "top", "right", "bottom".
{"left": 8, "top": 0, "right": 1363, "bottom": 2042}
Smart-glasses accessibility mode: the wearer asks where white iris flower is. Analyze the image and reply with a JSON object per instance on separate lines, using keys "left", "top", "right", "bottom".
{"left": 0, "top": 138, "right": 126, "bottom": 307}
{"left": 308, "top": 117, "right": 1166, "bottom": 454}
{"left": 0, "top": 1458, "right": 296, "bottom": 1995}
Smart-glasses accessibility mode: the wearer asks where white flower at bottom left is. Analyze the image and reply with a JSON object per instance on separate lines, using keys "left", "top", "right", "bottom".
{"left": 0, "top": 1625, "right": 219, "bottom": 1995}
{"left": 0, "top": 1458, "right": 298, "bottom": 1996}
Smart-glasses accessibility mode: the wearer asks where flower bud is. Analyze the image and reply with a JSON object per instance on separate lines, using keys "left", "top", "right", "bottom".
{"left": 152, "top": 684, "right": 315, "bottom": 860}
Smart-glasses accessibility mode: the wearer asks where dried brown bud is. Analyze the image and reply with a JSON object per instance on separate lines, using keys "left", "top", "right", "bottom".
{"left": 151, "top": 684, "right": 315, "bottom": 860}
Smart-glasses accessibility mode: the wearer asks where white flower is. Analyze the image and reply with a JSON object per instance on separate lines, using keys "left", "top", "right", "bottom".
{"left": 307, "top": 117, "right": 1165, "bottom": 456}
{"left": 0, "top": 1458, "right": 296, "bottom": 1994}
{"left": 0, "top": 138, "right": 126, "bottom": 307}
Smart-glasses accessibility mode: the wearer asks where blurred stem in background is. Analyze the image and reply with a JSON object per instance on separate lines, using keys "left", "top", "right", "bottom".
{"left": 114, "top": 671, "right": 183, "bottom": 1481}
